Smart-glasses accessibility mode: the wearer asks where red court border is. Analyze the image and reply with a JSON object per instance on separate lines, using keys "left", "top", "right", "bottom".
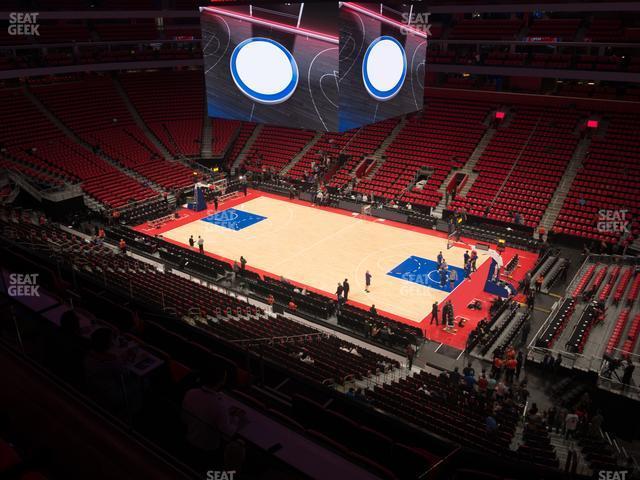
{"left": 134, "top": 189, "right": 538, "bottom": 349}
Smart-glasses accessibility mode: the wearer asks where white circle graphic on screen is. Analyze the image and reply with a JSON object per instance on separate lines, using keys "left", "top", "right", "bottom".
{"left": 362, "top": 36, "right": 407, "bottom": 101}
{"left": 230, "top": 38, "right": 298, "bottom": 105}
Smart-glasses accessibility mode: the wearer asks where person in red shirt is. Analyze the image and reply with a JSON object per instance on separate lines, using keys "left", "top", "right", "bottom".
{"left": 505, "top": 357, "right": 518, "bottom": 384}
{"left": 288, "top": 299, "right": 297, "bottom": 312}
{"left": 492, "top": 355, "right": 503, "bottom": 379}
{"left": 477, "top": 373, "right": 488, "bottom": 393}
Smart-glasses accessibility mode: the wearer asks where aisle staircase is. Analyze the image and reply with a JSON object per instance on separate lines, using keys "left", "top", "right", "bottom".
{"left": 431, "top": 126, "right": 497, "bottom": 218}
{"left": 537, "top": 136, "right": 591, "bottom": 237}
{"left": 112, "top": 75, "right": 174, "bottom": 162}
{"left": 23, "top": 86, "right": 164, "bottom": 195}
{"left": 280, "top": 131, "right": 324, "bottom": 175}
{"left": 364, "top": 116, "right": 408, "bottom": 180}
{"left": 231, "top": 124, "right": 263, "bottom": 173}
{"left": 201, "top": 102, "right": 213, "bottom": 159}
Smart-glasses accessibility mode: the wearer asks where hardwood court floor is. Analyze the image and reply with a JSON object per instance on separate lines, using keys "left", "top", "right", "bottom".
{"left": 160, "top": 195, "right": 492, "bottom": 323}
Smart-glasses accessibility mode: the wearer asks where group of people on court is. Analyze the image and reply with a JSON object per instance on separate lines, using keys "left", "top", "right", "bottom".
{"left": 335, "top": 270, "right": 373, "bottom": 307}
{"left": 436, "top": 249, "right": 478, "bottom": 290}
{"left": 336, "top": 279, "right": 350, "bottom": 306}
{"left": 430, "top": 300, "right": 456, "bottom": 331}
{"left": 188, "top": 235, "right": 205, "bottom": 254}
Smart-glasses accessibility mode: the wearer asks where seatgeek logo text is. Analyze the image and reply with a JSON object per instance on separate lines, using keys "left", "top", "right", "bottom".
{"left": 8, "top": 13, "right": 40, "bottom": 36}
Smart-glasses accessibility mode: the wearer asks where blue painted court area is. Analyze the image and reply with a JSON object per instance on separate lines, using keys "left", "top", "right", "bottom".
{"left": 200, "top": 208, "right": 266, "bottom": 231}
{"left": 387, "top": 256, "right": 467, "bottom": 292}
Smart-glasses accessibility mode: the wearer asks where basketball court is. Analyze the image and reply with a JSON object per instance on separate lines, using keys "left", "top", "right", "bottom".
{"left": 134, "top": 190, "right": 538, "bottom": 349}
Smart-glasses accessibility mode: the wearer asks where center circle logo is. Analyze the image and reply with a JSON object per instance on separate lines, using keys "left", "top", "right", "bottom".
{"left": 362, "top": 36, "right": 407, "bottom": 101}
{"left": 230, "top": 37, "right": 298, "bottom": 104}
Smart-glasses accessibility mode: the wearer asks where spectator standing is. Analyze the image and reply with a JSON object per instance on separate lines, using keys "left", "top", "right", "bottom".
{"left": 486, "top": 415, "right": 497, "bottom": 434}
{"left": 182, "top": 366, "right": 243, "bottom": 469}
{"left": 431, "top": 301, "right": 439, "bottom": 325}
{"left": 288, "top": 299, "right": 298, "bottom": 312}
{"left": 365, "top": 270, "right": 372, "bottom": 293}
{"left": 449, "top": 268, "right": 458, "bottom": 289}
{"left": 405, "top": 344, "right": 415, "bottom": 370}
{"left": 492, "top": 354, "right": 504, "bottom": 379}
{"left": 463, "top": 362, "right": 475, "bottom": 378}
{"left": 523, "top": 272, "right": 532, "bottom": 295}
{"left": 439, "top": 268, "right": 448, "bottom": 288}
{"left": 505, "top": 356, "right": 517, "bottom": 384}
{"left": 464, "top": 260, "right": 472, "bottom": 279}
{"left": 520, "top": 317, "right": 531, "bottom": 345}
{"left": 478, "top": 373, "right": 488, "bottom": 394}
{"left": 565, "top": 411, "right": 579, "bottom": 440}
{"left": 515, "top": 350, "right": 524, "bottom": 379}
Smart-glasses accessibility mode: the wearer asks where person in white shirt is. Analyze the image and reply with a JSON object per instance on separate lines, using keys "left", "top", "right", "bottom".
{"left": 182, "top": 367, "right": 243, "bottom": 463}
{"left": 300, "top": 352, "right": 315, "bottom": 364}
{"left": 565, "top": 411, "right": 579, "bottom": 439}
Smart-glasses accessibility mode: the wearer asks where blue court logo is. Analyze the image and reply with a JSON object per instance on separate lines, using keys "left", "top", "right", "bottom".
{"left": 230, "top": 37, "right": 299, "bottom": 104}
{"left": 388, "top": 255, "right": 465, "bottom": 293}
{"left": 362, "top": 36, "right": 407, "bottom": 101}
{"left": 201, "top": 208, "right": 266, "bottom": 231}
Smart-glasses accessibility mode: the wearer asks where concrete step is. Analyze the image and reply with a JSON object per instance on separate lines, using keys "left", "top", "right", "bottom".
{"left": 201, "top": 100, "right": 213, "bottom": 159}
{"left": 112, "top": 75, "right": 174, "bottom": 161}
{"left": 537, "top": 136, "right": 591, "bottom": 235}
{"left": 24, "top": 86, "right": 164, "bottom": 201}
{"left": 360, "top": 116, "right": 409, "bottom": 181}
{"left": 548, "top": 431, "right": 593, "bottom": 476}
{"left": 431, "top": 125, "right": 494, "bottom": 215}
{"left": 281, "top": 131, "right": 324, "bottom": 175}
{"left": 231, "top": 124, "right": 263, "bottom": 173}
{"left": 375, "top": 116, "right": 407, "bottom": 156}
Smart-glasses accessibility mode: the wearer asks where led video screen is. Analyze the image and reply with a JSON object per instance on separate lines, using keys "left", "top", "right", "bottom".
{"left": 339, "top": 2, "right": 427, "bottom": 131}
{"left": 200, "top": 2, "right": 427, "bottom": 132}
{"left": 201, "top": 4, "right": 339, "bottom": 131}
